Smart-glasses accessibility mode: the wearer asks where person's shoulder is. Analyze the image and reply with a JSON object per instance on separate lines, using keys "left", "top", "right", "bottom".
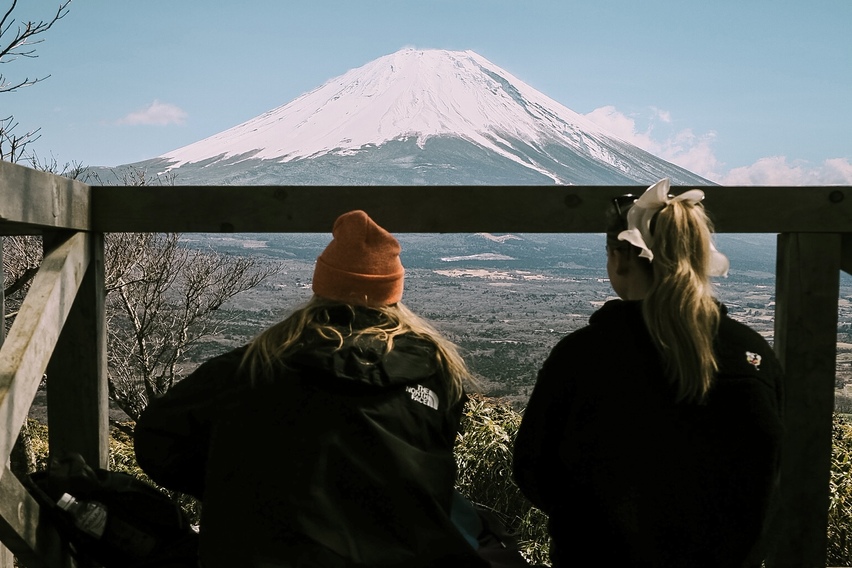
{"left": 716, "top": 310, "right": 782, "bottom": 380}
{"left": 588, "top": 298, "right": 641, "bottom": 326}
{"left": 194, "top": 345, "right": 248, "bottom": 375}
{"left": 546, "top": 300, "right": 636, "bottom": 359}
{"left": 718, "top": 311, "right": 774, "bottom": 352}
{"left": 169, "top": 345, "right": 249, "bottom": 393}
{"left": 570, "top": 299, "right": 642, "bottom": 343}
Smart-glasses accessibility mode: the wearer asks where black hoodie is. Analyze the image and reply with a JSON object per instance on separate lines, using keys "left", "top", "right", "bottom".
{"left": 135, "top": 307, "right": 485, "bottom": 568}
{"left": 513, "top": 299, "right": 784, "bottom": 568}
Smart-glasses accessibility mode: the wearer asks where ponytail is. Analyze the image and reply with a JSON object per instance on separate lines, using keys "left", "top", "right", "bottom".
{"left": 642, "top": 200, "right": 720, "bottom": 402}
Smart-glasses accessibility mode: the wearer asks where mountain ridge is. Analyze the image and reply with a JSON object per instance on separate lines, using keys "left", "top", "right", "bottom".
{"left": 102, "top": 48, "right": 713, "bottom": 186}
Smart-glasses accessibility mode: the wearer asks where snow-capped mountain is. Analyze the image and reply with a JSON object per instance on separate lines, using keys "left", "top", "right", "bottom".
{"left": 130, "top": 48, "right": 712, "bottom": 186}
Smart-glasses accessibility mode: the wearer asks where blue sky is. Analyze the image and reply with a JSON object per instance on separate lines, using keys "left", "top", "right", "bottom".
{"left": 3, "top": 0, "right": 850, "bottom": 185}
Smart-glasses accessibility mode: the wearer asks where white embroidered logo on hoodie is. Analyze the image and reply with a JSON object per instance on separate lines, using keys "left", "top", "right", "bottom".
{"left": 746, "top": 351, "right": 762, "bottom": 370}
{"left": 406, "top": 385, "right": 439, "bottom": 410}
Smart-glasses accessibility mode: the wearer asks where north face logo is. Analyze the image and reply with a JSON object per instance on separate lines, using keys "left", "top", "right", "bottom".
{"left": 406, "top": 385, "right": 439, "bottom": 410}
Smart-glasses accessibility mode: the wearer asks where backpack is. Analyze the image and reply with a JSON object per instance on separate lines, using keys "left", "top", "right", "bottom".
{"left": 26, "top": 451, "right": 199, "bottom": 568}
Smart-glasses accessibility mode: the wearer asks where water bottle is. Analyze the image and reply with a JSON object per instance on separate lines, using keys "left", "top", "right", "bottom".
{"left": 56, "top": 492, "right": 108, "bottom": 538}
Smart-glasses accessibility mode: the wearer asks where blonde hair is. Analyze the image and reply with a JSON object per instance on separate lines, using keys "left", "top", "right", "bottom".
{"left": 641, "top": 200, "right": 721, "bottom": 402}
{"left": 240, "top": 296, "right": 470, "bottom": 404}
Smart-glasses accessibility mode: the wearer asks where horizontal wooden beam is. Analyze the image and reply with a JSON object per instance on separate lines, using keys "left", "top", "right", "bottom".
{"left": 0, "top": 162, "right": 90, "bottom": 233}
{"left": 0, "top": 232, "right": 90, "bottom": 467}
{"left": 90, "top": 184, "right": 852, "bottom": 234}
{"left": 0, "top": 159, "right": 849, "bottom": 234}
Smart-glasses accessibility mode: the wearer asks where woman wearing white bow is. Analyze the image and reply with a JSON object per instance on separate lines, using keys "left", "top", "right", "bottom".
{"left": 513, "top": 179, "right": 784, "bottom": 567}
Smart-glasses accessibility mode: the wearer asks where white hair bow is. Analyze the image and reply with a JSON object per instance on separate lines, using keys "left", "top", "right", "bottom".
{"left": 617, "top": 178, "right": 730, "bottom": 277}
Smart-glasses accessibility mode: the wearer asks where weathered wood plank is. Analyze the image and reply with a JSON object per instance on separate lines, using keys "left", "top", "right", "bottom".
{"left": 0, "top": 233, "right": 90, "bottom": 469}
{"left": 1, "top": 240, "right": 5, "bottom": 344}
{"left": 767, "top": 233, "right": 840, "bottom": 568}
{"left": 90, "top": 185, "right": 852, "bottom": 234}
{"left": 841, "top": 233, "right": 852, "bottom": 276}
{"left": 0, "top": 466, "right": 73, "bottom": 568}
{"left": 0, "top": 243, "right": 9, "bottom": 568}
{"left": 44, "top": 232, "right": 108, "bottom": 469}
{"left": 0, "top": 162, "right": 90, "bottom": 233}
{"left": 45, "top": 232, "right": 109, "bottom": 469}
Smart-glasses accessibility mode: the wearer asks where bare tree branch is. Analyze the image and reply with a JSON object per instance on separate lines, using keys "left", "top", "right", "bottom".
{"left": 104, "top": 230, "right": 282, "bottom": 420}
{"left": 0, "top": 116, "right": 41, "bottom": 162}
{"left": 0, "top": 0, "right": 71, "bottom": 92}
{"left": 1, "top": 1, "right": 72, "bottom": 161}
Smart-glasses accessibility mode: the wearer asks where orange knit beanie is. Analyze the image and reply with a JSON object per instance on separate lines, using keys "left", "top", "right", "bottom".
{"left": 312, "top": 210, "right": 405, "bottom": 307}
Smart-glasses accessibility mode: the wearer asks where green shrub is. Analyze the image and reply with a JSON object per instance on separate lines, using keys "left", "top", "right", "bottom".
{"left": 829, "top": 414, "right": 852, "bottom": 565}
{"left": 455, "top": 394, "right": 551, "bottom": 565}
{"left": 25, "top": 419, "right": 50, "bottom": 473}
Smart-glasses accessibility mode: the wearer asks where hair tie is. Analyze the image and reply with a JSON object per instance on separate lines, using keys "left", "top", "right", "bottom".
{"left": 617, "top": 178, "right": 729, "bottom": 277}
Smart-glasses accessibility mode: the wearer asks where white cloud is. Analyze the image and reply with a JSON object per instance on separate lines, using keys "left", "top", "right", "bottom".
{"left": 719, "top": 157, "right": 852, "bottom": 186}
{"left": 117, "top": 100, "right": 188, "bottom": 126}
{"left": 657, "top": 128, "right": 721, "bottom": 181}
{"left": 583, "top": 106, "right": 655, "bottom": 149}
{"left": 582, "top": 106, "right": 851, "bottom": 186}
{"left": 584, "top": 106, "right": 721, "bottom": 181}
{"left": 651, "top": 107, "right": 672, "bottom": 123}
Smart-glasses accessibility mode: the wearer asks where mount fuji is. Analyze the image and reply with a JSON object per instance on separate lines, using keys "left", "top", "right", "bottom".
{"left": 125, "top": 48, "right": 712, "bottom": 186}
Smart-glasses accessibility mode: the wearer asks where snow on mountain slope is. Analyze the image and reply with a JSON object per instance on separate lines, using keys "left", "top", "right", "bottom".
{"left": 154, "top": 48, "right": 711, "bottom": 186}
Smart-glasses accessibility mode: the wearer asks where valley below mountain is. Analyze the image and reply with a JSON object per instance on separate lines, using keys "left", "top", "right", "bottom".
{"left": 179, "top": 232, "right": 852, "bottom": 410}
{"left": 27, "top": 231, "right": 852, "bottom": 425}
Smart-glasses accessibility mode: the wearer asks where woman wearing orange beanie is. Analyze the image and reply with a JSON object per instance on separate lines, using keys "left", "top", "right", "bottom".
{"left": 134, "top": 210, "right": 487, "bottom": 568}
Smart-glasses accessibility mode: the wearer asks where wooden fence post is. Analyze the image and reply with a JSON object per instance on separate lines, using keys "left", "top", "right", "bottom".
{"left": 45, "top": 231, "right": 109, "bottom": 469}
{"left": 767, "top": 232, "right": 840, "bottom": 567}
{"left": 1, "top": 236, "right": 5, "bottom": 344}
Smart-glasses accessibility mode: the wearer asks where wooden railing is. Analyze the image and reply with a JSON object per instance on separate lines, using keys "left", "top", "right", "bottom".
{"left": 1, "top": 159, "right": 851, "bottom": 567}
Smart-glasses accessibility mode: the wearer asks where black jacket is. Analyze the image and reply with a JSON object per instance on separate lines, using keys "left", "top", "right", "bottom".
{"left": 513, "top": 300, "right": 784, "bottom": 568}
{"left": 135, "top": 307, "right": 485, "bottom": 568}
